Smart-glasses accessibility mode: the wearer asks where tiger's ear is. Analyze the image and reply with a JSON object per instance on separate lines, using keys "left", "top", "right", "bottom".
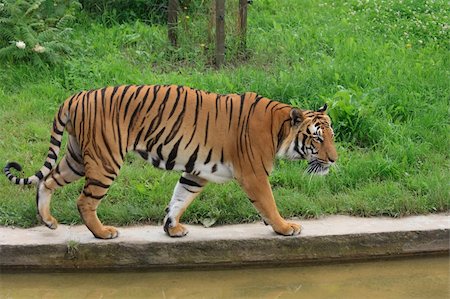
{"left": 317, "top": 103, "right": 328, "bottom": 113}
{"left": 290, "top": 108, "right": 304, "bottom": 127}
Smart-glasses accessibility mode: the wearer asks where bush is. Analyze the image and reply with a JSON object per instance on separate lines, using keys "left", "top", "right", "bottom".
{"left": 79, "top": 0, "right": 167, "bottom": 25}
{"left": 0, "top": 0, "right": 81, "bottom": 65}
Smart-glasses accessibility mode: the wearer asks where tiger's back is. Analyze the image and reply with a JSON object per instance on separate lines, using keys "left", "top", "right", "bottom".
{"left": 68, "top": 85, "right": 291, "bottom": 184}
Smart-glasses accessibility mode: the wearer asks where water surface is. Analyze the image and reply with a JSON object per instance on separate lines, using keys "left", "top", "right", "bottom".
{"left": 1, "top": 256, "right": 448, "bottom": 299}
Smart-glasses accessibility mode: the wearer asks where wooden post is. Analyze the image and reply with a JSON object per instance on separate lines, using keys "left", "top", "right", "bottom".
{"left": 215, "top": 0, "right": 225, "bottom": 67}
{"left": 238, "top": 0, "right": 248, "bottom": 54}
{"left": 168, "top": 0, "right": 179, "bottom": 47}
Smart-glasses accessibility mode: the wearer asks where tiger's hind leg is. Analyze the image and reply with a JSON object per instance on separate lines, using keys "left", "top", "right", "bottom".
{"left": 37, "top": 138, "right": 85, "bottom": 229}
{"left": 76, "top": 158, "right": 121, "bottom": 239}
{"left": 164, "top": 173, "right": 207, "bottom": 237}
{"left": 76, "top": 182, "right": 119, "bottom": 239}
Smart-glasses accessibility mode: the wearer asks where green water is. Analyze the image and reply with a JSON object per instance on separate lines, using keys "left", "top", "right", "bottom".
{"left": 1, "top": 257, "right": 448, "bottom": 299}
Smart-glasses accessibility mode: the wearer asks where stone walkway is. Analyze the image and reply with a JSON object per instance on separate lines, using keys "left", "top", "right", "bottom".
{"left": 0, "top": 214, "right": 448, "bottom": 270}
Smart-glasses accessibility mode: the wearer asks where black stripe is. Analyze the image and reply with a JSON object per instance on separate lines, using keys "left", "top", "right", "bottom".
{"left": 157, "top": 144, "right": 164, "bottom": 161}
{"left": 53, "top": 120, "right": 63, "bottom": 135}
{"left": 57, "top": 106, "right": 65, "bottom": 127}
{"left": 184, "top": 91, "right": 201, "bottom": 149}
{"left": 204, "top": 112, "right": 210, "bottom": 146}
{"left": 228, "top": 97, "right": 234, "bottom": 130}
{"left": 100, "top": 126, "right": 122, "bottom": 170}
{"left": 167, "top": 86, "right": 183, "bottom": 118}
{"left": 137, "top": 150, "right": 149, "bottom": 160}
{"left": 265, "top": 100, "right": 274, "bottom": 112}
{"left": 277, "top": 119, "right": 290, "bottom": 149}
{"left": 67, "top": 144, "right": 82, "bottom": 164}
{"left": 72, "top": 97, "right": 80, "bottom": 131}
{"left": 185, "top": 145, "right": 199, "bottom": 173}
{"left": 67, "top": 93, "right": 77, "bottom": 109}
{"left": 4, "top": 162, "right": 20, "bottom": 172}
{"left": 146, "top": 128, "right": 165, "bottom": 152}
{"left": 182, "top": 186, "right": 198, "bottom": 193}
{"left": 301, "top": 134, "right": 308, "bottom": 154}
{"left": 23, "top": 178, "right": 29, "bottom": 185}
{"left": 215, "top": 95, "right": 220, "bottom": 121}
{"left": 211, "top": 164, "right": 217, "bottom": 173}
{"left": 44, "top": 161, "right": 52, "bottom": 170}
{"left": 50, "top": 136, "right": 61, "bottom": 147}
{"left": 36, "top": 171, "right": 44, "bottom": 180}
{"left": 125, "top": 85, "right": 144, "bottom": 117}
{"left": 166, "top": 137, "right": 182, "bottom": 170}
{"left": 293, "top": 134, "right": 300, "bottom": 155}
{"left": 116, "top": 100, "right": 125, "bottom": 161}
{"left": 108, "top": 86, "right": 118, "bottom": 115}
{"left": 15, "top": 178, "right": 20, "bottom": 184}
{"left": 204, "top": 149, "right": 212, "bottom": 164}
{"left": 118, "top": 85, "right": 132, "bottom": 110}
{"left": 133, "top": 127, "right": 145, "bottom": 150}
{"left": 143, "top": 86, "right": 171, "bottom": 142}
{"left": 179, "top": 176, "right": 202, "bottom": 188}
{"left": 105, "top": 174, "right": 116, "bottom": 181}
{"left": 261, "top": 157, "right": 270, "bottom": 176}
{"left": 86, "top": 178, "right": 110, "bottom": 189}
{"left": 53, "top": 176, "right": 64, "bottom": 187}
{"left": 139, "top": 86, "right": 151, "bottom": 111}
{"left": 193, "top": 90, "right": 201, "bottom": 127}
{"left": 66, "top": 159, "right": 84, "bottom": 177}
{"left": 163, "top": 116, "right": 183, "bottom": 145}
{"left": 152, "top": 157, "right": 160, "bottom": 167}
{"left": 48, "top": 147, "right": 57, "bottom": 160}
{"left": 82, "top": 190, "right": 104, "bottom": 200}
{"left": 127, "top": 101, "right": 143, "bottom": 147}
{"left": 145, "top": 85, "right": 161, "bottom": 114}
{"left": 237, "top": 94, "right": 246, "bottom": 126}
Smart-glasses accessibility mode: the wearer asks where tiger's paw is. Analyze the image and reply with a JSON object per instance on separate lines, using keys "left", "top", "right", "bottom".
{"left": 93, "top": 226, "right": 119, "bottom": 239}
{"left": 168, "top": 224, "right": 189, "bottom": 237}
{"left": 274, "top": 222, "right": 302, "bottom": 236}
{"left": 164, "top": 220, "right": 189, "bottom": 238}
{"left": 39, "top": 214, "right": 58, "bottom": 230}
{"left": 163, "top": 217, "right": 189, "bottom": 237}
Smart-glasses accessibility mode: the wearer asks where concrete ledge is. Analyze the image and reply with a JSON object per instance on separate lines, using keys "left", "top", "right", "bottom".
{"left": 0, "top": 215, "right": 448, "bottom": 271}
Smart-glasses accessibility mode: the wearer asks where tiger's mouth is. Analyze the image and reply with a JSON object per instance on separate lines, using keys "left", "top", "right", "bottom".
{"left": 306, "top": 160, "right": 331, "bottom": 176}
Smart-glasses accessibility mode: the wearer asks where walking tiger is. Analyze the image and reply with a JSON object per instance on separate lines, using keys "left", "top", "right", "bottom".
{"left": 4, "top": 85, "right": 337, "bottom": 238}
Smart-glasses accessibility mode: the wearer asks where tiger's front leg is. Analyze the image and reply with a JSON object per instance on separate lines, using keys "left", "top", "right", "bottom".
{"left": 238, "top": 175, "right": 301, "bottom": 236}
{"left": 164, "top": 173, "right": 207, "bottom": 237}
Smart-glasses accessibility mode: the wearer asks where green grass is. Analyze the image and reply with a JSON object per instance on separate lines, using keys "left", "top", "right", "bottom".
{"left": 0, "top": 0, "right": 449, "bottom": 228}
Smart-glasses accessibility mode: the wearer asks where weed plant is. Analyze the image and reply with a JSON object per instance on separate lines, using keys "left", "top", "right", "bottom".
{"left": 0, "top": 0, "right": 448, "bottom": 227}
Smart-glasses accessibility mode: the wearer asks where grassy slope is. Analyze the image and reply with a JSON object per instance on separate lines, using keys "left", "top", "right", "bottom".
{"left": 0, "top": 0, "right": 448, "bottom": 227}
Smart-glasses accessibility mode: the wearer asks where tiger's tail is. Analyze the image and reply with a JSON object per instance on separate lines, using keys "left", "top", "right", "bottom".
{"left": 3, "top": 102, "right": 70, "bottom": 185}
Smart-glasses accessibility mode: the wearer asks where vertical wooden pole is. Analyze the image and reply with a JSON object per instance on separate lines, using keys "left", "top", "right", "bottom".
{"left": 168, "top": 0, "right": 179, "bottom": 47}
{"left": 215, "top": 0, "right": 225, "bottom": 67}
{"left": 238, "top": 0, "right": 248, "bottom": 54}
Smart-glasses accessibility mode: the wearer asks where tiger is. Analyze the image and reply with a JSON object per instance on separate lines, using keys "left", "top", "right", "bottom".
{"left": 3, "top": 85, "right": 337, "bottom": 239}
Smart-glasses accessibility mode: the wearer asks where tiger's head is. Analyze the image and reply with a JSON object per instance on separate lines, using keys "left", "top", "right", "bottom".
{"left": 277, "top": 104, "right": 338, "bottom": 175}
